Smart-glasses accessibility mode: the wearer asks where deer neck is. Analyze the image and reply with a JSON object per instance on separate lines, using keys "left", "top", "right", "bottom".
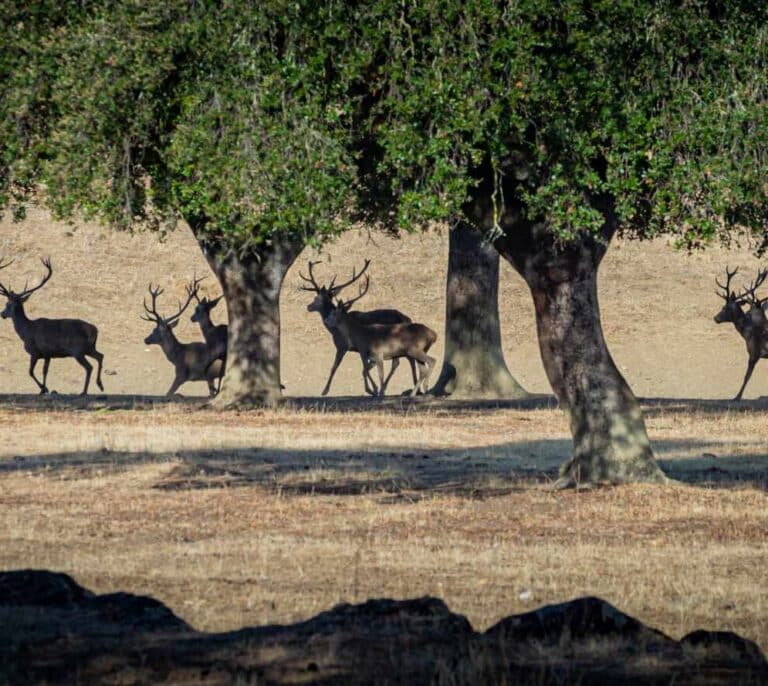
{"left": 198, "top": 313, "right": 215, "bottom": 340}
{"left": 159, "top": 329, "right": 183, "bottom": 361}
{"left": 10, "top": 304, "right": 31, "bottom": 339}
{"left": 318, "top": 300, "right": 336, "bottom": 327}
{"left": 733, "top": 309, "right": 756, "bottom": 338}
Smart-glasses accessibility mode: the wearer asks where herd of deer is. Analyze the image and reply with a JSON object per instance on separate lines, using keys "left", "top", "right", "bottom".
{"left": 0, "top": 256, "right": 765, "bottom": 400}
{"left": 0, "top": 257, "right": 437, "bottom": 398}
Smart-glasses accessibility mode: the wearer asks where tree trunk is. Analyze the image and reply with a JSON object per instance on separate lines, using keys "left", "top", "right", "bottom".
{"left": 431, "top": 222, "right": 529, "bottom": 399}
{"left": 190, "top": 226, "right": 302, "bottom": 408}
{"left": 470, "top": 195, "right": 667, "bottom": 487}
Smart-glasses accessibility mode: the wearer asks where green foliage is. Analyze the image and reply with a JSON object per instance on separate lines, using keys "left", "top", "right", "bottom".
{"left": 1, "top": 1, "right": 767, "bottom": 251}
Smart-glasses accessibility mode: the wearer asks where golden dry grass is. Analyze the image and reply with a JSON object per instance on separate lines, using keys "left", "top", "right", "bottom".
{"left": 0, "top": 400, "right": 766, "bottom": 653}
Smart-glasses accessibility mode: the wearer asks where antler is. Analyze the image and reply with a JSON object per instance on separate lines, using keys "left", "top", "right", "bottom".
{"left": 298, "top": 260, "right": 323, "bottom": 292}
{"left": 715, "top": 265, "right": 739, "bottom": 300}
{"left": 0, "top": 257, "right": 13, "bottom": 297}
{"left": 141, "top": 284, "right": 164, "bottom": 322}
{"left": 165, "top": 283, "right": 198, "bottom": 325}
{"left": 338, "top": 275, "right": 370, "bottom": 311}
{"left": 17, "top": 257, "right": 53, "bottom": 299}
{"left": 185, "top": 275, "right": 206, "bottom": 303}
{"left": 329, "top": 259, "right": 371, "bottom": 296}
{"left": 738, "top": 268, "right": 768, "bottom": 307}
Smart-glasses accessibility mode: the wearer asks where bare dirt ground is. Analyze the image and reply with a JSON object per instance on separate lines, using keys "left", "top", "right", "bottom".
{"left": 0, "top": 209, "right": 767, "bottom": 654}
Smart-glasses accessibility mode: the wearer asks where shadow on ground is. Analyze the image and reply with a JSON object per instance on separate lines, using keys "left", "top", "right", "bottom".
{"left": 0, "top": 393, "right": 765, "bottom": 494}
{"left": 0, "top": 391, "right": 767, "bottom": 414}
{"left": 2, "top": 440, "right": 765, "bottom": 495}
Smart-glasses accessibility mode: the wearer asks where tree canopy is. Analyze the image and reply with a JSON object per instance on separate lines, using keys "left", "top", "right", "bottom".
{"left": 2, "top": 0, "right": 767, "bottom": 251}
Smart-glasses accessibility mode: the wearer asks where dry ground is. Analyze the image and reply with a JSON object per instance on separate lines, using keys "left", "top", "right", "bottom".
{"left": 0, "top": 399, "right": 766, "bottom": 653}
{"left": 0, "top": 210, "right": 767, "bottom": 656}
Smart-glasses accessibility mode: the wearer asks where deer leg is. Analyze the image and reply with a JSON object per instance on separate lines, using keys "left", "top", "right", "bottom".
{"left": 734, "top": 356, "right": 758, "bottom": 401}
{"left": 41, "top": 358, "right": 52, "bottom": 393}
{"left": 88, "top": 350, "right": 104, "bottom": 391}
{"left": 75, "top": 354, "right": 93, "bottom": 396}
{"left": 408, "top": 352, "right": 436, "bottom": 397}
{"left": 166, "top": 373, "right": 185, "bottom": 397}
{"left": 322, "top": 348, "right": 346, "bottom": 396}
{"left": 380, "top": 358, "right": 400, "bottom": 397}
{"left": 28, "top": 355, "right": 45, "bottom": 394}
{"left": 360, "top": 353, "right": 378, "bottom": 397}
{"left": 375, "top": 357, "right": 387, "bottom": 397}
{"left": 408, "top": 358, "right": 419, "bottom": 392}
{"left": 207, "top": 378, "right": 218, "bottom": 397}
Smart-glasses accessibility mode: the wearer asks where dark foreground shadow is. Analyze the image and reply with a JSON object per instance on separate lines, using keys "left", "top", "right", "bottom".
{"left": 0, "top": 569, "right": 764, "bottom": 685}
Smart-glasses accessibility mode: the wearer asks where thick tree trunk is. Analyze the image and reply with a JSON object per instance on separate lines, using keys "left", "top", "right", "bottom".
{"left": 190, "top": 226, "right": 302, "bottom": 408}
{"left": 469, "top": 193, "right": 667, "bottom": 487}
{"left": 431, "top": 222, "right": 528, "bottom": 399}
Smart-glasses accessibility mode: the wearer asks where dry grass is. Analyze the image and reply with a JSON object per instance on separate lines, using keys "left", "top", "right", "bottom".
{"left": 0, "top": 400, "right": 766, "bottom": 654}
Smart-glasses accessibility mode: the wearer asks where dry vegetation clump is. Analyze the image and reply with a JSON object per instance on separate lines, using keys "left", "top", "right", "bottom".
{"left": 0, "top": 401, "right": 766, "bottom": 654}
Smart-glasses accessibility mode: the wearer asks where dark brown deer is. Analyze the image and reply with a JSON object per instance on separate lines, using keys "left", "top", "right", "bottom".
{"left": 0, "top": 257, "right": 104, "bottom": 395}
{"left": 186, "top": 276, "right": 227, "bottom": 391}
{"left": 714, "top": 266, "right": 768, "bottom": 400}
{"left": 300, "top": 259, "right": 417, "bottom": 395}
{"left": 141, "top": 284, "right": 223, "bottom": 397}
{"left": 326, "top": 277, "right": 437, "bottom": 397}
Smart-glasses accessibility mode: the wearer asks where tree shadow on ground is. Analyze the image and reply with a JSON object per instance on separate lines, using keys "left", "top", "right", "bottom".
{"left": 1, "top": 391, "right": 767, "bottom": 416}
{"left": 1, "top": 438, "right": 765, "bottom": 496}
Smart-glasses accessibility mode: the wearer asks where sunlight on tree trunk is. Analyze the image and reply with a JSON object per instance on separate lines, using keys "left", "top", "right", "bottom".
{"left": 431, "top": 222, "right": 528, "bottom": 399}
{"left": 479, "top": 197, "right": 668, "bottom": 487}
{"left": 196, "top": 234, "right": 302, "bottom": 408}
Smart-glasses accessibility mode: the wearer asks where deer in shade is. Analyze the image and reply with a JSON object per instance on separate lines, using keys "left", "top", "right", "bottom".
{"left": 141, "top": 284, "right": 223, "bottom": 397}
{"left": 714, "top": 266, "right": 768, "bottom": 400}
{"left": 186, "top": 276, "right": 227, "bottom": 392}
{"left": 0, "top": 257, "right": 104, "bottom": 395}
{"left": 300, "top": 259, "right": 417, "bottom": 396}
{"left": 326, "top": 276, "right": 437, "bottom": 398}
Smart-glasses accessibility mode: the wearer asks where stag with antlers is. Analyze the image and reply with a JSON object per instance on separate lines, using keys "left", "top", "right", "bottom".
{"left": 186, "top": 276, "right": 227, "bottom": 391}
{"left": 714, "top": 266, "right": 768, "bottom": 400}
{"left": 326, "top": 276, "right": 437, "bottom": 398}
{"left": 141, "top": 284, "right": 223, "bottom": 397}
{"left": 300, "top": 259, "right": 418, "bottom": 396}
{"left": 0, "top": 257, "right": 104, "bottom": 395}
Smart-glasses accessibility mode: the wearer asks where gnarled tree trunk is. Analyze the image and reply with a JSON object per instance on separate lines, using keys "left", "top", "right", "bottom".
{"left": 431, "top": 222, "right": 528, "bottom": 399}
{"left": 189, "top": 223, "right": 302, "bottom": 408}
{"left": 467, "top": 192, "right": 667, "bottom": 487}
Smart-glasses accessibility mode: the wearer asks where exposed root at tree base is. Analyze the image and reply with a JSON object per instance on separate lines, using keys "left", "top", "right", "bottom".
{"left": 208, "top": 388, "right": 283, "bottom": 410}
{"left": 553, "top": 456, "right": 671, "bottom": 490}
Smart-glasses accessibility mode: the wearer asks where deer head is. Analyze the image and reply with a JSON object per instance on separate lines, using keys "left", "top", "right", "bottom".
{"left": 186, "top": 276, "right": 223, "bottom": 323}
{"left": 714, "top": 266, "right": 768, "bottom": 324}
{"left": 300, "top": 259, "right": 371, "bottom": 315}
{"left": 141, "top": 283, "right": 195, "bottom": 345}
{"left": 0, "top": 257, "right": 52, "bottom": 319}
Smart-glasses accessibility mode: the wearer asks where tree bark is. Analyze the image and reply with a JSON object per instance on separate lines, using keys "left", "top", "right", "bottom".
{"left": 467, "top": 193, "right": 667, "bottom": 487}
{"left": 431, "top": 222, "right": 529, "bottom": 399}
{"left": 189, "top": 224, "right": 302, "bottom": 408}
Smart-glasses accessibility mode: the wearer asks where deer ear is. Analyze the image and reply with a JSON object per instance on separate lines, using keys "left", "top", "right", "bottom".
{"left": 169, "top": 320, "right": 179, "bottom": 330}
{"left": 20, "top": 294, "right": 30, "bottom": 303}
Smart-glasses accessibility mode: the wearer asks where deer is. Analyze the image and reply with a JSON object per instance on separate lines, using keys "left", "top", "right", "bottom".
{"left": 326, "top": 276, "right": 437, "bottom": 397}
{"left": 300, "top": 258, "right": 418, "bottom": 396}
{"left": 0, "top": 257, "right": 105, "bottom": 395}
{"left": 186, "top": 276, "right": 227, "bottom": 392}
{"left": 141, "top": 284, "right": 223, "bottom": 397}
{"left": 714, "top": 266, "right": 768, "bottom": 400}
